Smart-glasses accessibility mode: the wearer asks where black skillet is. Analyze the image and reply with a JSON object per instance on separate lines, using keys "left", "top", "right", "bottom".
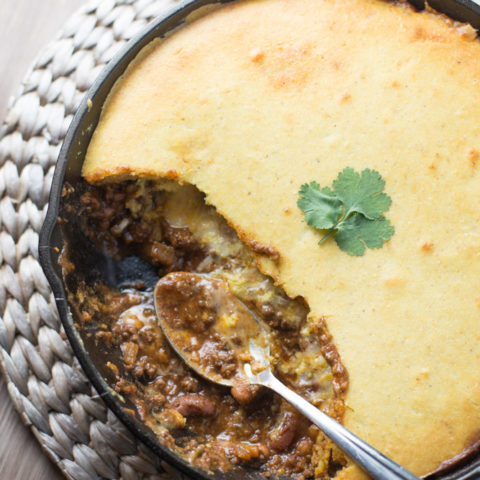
{"left": 39, "top": 0, "right": 480, "bottom": 478}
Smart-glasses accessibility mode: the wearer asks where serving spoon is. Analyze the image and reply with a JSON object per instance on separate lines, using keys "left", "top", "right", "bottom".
{"left": 153, "top": 272, "right": 419, "bottom": 480}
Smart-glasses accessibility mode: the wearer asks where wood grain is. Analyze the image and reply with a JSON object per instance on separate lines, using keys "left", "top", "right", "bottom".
{"left": 0, "top": 376, "right": 61, "bottom": 479}
{"left": 0, "top": 0, "right": 86, "bottom": 119}
{"left": 0, "top": 1, "right": 85, "bottom": 479}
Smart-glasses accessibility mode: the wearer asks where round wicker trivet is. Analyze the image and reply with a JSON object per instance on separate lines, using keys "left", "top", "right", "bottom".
{"left": 0, "top": 1, "right": 191, "bottom": 478}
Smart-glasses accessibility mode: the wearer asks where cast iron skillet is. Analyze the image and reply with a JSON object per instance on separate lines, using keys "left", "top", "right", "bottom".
{"left": 39, "top": 0, "right": 480, "bottom": 479}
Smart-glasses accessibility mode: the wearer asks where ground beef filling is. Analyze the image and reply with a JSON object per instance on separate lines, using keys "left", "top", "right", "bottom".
{"left": 64, "top": 179, "right": 349, "bottom": 479}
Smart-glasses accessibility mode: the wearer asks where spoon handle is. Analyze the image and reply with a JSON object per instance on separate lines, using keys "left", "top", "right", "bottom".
{"left": 262, "top": 370, "right": 419, "bottom": 480}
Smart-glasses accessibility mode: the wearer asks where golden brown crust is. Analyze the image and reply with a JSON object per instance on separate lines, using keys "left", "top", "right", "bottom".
{"left": 83, "top": 0, "right": 480, "bottom": 477}
{"left": 244, "top": 239, "right": 280, "bottom": 260}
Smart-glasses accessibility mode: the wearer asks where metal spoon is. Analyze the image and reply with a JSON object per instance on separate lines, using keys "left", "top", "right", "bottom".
{"left": 154, "top": 272, "right": 419, "bottom": 480}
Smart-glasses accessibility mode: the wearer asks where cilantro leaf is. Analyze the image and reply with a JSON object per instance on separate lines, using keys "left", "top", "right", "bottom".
{"left": 297, "top": 182, "right": 342, "bottom": 230}
{"left": 297, "top": 167, "right": 394, "bottom": 256}
{"left": 332, "top": 167, "right": 392, "bottom": 220}
{"left": 334, "top": 215, "right": 395, "bottom": 256}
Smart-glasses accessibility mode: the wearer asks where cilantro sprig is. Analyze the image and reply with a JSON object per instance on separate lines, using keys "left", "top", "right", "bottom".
{"left": 297, "top": 168, "right": 394, "bottom": 256}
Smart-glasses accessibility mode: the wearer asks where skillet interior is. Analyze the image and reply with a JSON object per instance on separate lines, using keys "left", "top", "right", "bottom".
{"left": 39, "top": 0, "right": 480, "bottom": 478}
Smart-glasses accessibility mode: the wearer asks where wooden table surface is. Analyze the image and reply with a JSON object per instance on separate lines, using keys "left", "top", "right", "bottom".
{"left": 0, "top": 1, "right": 85, "bottom": 479}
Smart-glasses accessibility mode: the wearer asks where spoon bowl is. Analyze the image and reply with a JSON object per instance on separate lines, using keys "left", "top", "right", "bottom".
{"left": 153, "top": 271, "right": 270, "bottom": 387}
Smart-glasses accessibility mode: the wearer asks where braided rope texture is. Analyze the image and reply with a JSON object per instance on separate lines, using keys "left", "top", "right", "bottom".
{"left": 0, "top": 1, "right": 192, "bottom": 478}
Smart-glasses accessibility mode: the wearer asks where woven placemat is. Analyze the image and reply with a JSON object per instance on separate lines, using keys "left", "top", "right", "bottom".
{"left": 0, "top": 1, "right": 192, "bottom": 478}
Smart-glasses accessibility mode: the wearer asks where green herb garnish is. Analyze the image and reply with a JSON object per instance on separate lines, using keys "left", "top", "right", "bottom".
{"left": 297, "top": 167, "right": 394, "bottom": 256}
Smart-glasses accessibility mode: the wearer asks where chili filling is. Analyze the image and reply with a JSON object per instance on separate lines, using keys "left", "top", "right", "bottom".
{"left": 61, "top": 178, "right": 349, "bottom": 479}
